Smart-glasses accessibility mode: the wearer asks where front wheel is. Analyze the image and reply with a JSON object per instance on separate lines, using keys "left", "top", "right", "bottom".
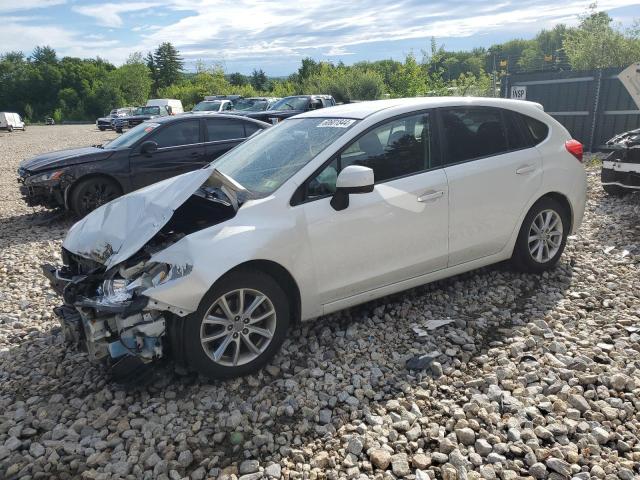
{"left": 184, "top": 270, "right": 290, "bottom": 379}
{"left": 512, "top": 198, "right": 569, "bottom": 273}
{"left": 69, "top": 177, "right": 122, "bottom": 217}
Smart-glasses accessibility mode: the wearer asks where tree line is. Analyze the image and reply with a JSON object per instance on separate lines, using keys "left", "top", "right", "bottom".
{"left": 0, "top": 7, "right": 637, "bottom": 123}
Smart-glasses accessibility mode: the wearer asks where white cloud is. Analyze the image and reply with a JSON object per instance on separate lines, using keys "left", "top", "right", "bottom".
{"left": 73, "top": 2, "right": 159, "bottom": 27}
{"left": 0, "top": 0, "right": 66, "bottom": 13}
{"left": 2, "top": 0, "right": 640, "bottom": 71}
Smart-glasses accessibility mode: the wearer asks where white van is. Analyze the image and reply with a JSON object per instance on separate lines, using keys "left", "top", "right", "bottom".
{"left": 0, "top": 112, "right": 25, "bottom": 132}
{"left": 146, "top": 99, "right": 183, "bottom": 115}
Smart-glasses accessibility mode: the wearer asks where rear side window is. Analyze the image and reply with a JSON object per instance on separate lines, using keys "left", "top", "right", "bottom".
{"left": 520, "top": 114, "right": 549, "bottom": 145}
{"left": 440, "top": 107, "right": 508, "bottom": 163}
{"left": 244, "top": 122, "right": 262, "bottom": 137}
{"left": 206, "top": 119, "right": 245, "bottom": 141}
{"left": 151, "top": 120, "right": 200, "bottom": 148}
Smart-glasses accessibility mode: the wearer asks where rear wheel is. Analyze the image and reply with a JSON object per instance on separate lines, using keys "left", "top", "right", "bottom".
{"left": 512, "top": 197, "right": 569, "bottom": 273}
{"left": 7, "top": 126, "right": 12, "bottom": 132}
{"left": 184, "top": 270, "right": 290, "bottom": 379}
{"left": 69, "top": 177, "right": 122, "bottom": 217}
{"left": 99, "top": 126, "right": 106, "bottom": 131}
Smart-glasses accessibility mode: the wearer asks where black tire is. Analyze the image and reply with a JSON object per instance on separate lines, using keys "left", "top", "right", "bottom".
{"left": 115, "top": 127, "right": 123, "bottom": 133}
{"left": 512, "top": 197, "right": 569, "bottom": 273}
{"left": 99, "top": 127, "right": 106, "bottom": 131}
{"left": 184, "top": 269, "right": 290, "bottom": 379}
{"left": 602, "top": 183, "right": 626, "bottom": 196}
{"left": 69, "top": 176, "right": 122, "bottom": 217}
{"left": 7, "top": 126, "right": 12, "bottom": 132}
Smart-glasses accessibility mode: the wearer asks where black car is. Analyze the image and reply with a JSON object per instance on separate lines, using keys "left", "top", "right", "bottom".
{"left": 18, "top": 114, "right": 269, "bottom": 216}
{"left": 113, "top": 105, "right": 171, "bottom": 133}
{"left": 237, "top": 95, "right": 335, "bottom": 124}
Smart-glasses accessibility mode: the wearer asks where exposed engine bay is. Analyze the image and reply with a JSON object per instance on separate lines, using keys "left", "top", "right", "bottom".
{"left": 43, "top": 168, "right": 244, "bottom": 381}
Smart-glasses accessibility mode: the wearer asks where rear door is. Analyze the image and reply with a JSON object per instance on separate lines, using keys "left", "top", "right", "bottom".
{"left": 440, "top": 107, "right": 542, "bottom": 266}
{"left": 129, "top": 118, "right": 204, "bottom": 189}
{"left": 204, "top": 118, "right": 248, "bottom": 163}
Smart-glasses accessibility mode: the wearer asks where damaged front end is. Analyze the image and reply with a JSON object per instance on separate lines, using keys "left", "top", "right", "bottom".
{"left": 43, "top": 167, "right": 245, "bottom": 380}
{"left": 600, "top": 127, "right": 640, "bottom": 191}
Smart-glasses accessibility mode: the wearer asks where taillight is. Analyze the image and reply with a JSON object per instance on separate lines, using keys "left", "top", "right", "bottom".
{"left": 565, "top": 139, "right": 583, "bottom": 162}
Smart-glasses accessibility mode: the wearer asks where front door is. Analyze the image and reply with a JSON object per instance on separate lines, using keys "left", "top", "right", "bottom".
{"left": 129, "top": 119, "right": 204, "bottom": 189}
{"left": 298, "top": 111, "right": 449, "bottom": 305}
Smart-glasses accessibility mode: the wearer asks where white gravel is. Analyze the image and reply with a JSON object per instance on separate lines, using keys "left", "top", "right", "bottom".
{"left": 1, "top": 126, "right": 639, "bottom": 480}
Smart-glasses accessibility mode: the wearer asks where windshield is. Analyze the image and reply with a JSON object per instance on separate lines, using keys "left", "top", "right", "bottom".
{"left": 193, "top": 101, "right": 222, "bottom": 112}
{"left": 104, "top": 122, "right": 160, "bottom": 150}
{"left": 133, "top": 106, "right": 160, "bottom": 115}
{"left": 214, "top": 117, "right": 357, "bottom": 196}
{"left": 234, "top": 99, "right": 269, "bottom": 111}
{"left": 269, "top": 97, "right": 309, "bottom": 111}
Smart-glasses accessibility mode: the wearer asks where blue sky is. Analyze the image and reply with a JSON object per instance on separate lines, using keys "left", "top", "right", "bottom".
{"left": 1, "top": 0, "right": 639, "bottom": 75}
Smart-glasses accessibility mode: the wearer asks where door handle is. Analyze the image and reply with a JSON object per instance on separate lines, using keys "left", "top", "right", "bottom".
{"left": 516, "top": 164, "right": 536, "bottom": 175}
{"left": 417, "top": 190, "right": 444, "bottom": 203}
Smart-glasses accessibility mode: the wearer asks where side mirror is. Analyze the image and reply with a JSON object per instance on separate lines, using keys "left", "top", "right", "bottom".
{"left": 330, "top": 165, "right": 374, "bottom": 211}
{"left": 140, "top": 140, "right": 158, "bottom": 155}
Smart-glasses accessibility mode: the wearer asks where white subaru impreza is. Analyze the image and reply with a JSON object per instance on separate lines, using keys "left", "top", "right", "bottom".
{"left": 45, "top": 97, "right": 587, "bottom": 380}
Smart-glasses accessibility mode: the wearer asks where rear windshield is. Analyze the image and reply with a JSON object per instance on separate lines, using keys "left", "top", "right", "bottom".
{"left": 193, "top": 101, "right": 222, "bottom": 112}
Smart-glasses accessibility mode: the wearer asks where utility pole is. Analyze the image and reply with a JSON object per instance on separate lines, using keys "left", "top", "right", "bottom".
{"left": 491, "top": 53, "right": 497, "bottom": 97}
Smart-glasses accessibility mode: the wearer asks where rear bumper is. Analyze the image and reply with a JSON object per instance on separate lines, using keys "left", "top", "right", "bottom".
{"left": 601, "top": 161, "right": 640, "bottom": 190}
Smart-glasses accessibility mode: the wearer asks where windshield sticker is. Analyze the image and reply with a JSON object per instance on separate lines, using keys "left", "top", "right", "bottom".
{"left": 317, "top": 119, "right": 356, "bottom": 128}
{"left": 144, "top": 123, "right": 160, "bottom": 133}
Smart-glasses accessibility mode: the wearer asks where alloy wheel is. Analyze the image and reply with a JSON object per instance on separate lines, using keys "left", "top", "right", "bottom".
{"left": 81, "top": 182, "right": 119, "bottom": 212}
{"left": 200, "top": 288, "right": 276, "bottom": 367}
{"left": 528, "top": 209, "right": 563, "bottom": 263}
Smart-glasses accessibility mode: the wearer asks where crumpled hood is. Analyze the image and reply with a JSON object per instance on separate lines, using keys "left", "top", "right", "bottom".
{"left": 20, "top": 147, "right": 113, "bottom": 172}
{"left": 63, "top": 166, "right": 245, "bottom": 269}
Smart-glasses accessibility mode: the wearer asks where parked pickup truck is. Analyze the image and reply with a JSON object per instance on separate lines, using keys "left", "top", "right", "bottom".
{"left": 236, "top": 95, "right": 335, "bottom": 124}
{"left": 600, "top": 127, "right": 640, "bottom": 196}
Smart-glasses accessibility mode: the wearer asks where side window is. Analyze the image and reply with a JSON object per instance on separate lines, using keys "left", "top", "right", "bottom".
{"left": 504, "top": 110, "right": 531, "bottom": 150}
{"left": 340, "top": 112, "right": 433, "bottom": 183}
{"left": 306, "top": 158, "right": 339, "bottom": 199}
{"left": 224, "top": 102, "right": 233, "bottom": 111}
{"left": 206, "top": 119, "right": 245, "bottom": 141}
{"left": 303, "top": 112, "right": 434, "bottom": 200}
{"left": 244, "top": 122, "right": 261, "bottom": 137}
{"left": 440, "top": 107, "right": 508, "bottom": 163}
{"left": 520, "top": 114, "right": 549, "bottom": 145}
{"left": 150, "top": 120, "right": 200, "bottom": 148}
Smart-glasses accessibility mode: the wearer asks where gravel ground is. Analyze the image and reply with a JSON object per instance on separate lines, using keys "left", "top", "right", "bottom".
{"left": 1, "top": 126, "right": 639, "bottom": 480}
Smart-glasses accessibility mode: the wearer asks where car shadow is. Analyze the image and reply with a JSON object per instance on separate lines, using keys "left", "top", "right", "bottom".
{"left": 0, "top": 257, "right": 574, "bottom": 476}
{"left": 0, "top": 210, "right": 75, "bottom": 249}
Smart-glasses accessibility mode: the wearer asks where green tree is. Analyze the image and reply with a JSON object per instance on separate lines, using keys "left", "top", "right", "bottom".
{"left": 563, "top": 7, "right": 640, "bottom": 69}
{"left": 151, "top": 42, "right": 183, "bottom": 92}
{"left": 228, "top": 72, "right": 248, "bottom": 86}
{"left": 250, "top": 68, "right": 268, "bottom": 91}
{"left": 110, "top": 53, "right": 152, "bottom": 106}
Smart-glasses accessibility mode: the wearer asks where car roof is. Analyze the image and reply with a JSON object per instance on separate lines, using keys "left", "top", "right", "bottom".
{"left": 296, "top": 97, "right": 544, "bottom": 120}
{"left": 152, "top": 113, "right": 271, "bottom": 127}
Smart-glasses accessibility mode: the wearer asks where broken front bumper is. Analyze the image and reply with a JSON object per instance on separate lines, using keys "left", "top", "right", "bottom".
{"left": 601, "top": 160, "right": 640, "bottom": 190}
{"left": 43, "top": 263, "right": 167, "bottom": 366}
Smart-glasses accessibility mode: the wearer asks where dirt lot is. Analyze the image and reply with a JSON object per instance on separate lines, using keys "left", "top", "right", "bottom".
{"left": 0, "top": 126, "right": 639, "bottom": 480}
